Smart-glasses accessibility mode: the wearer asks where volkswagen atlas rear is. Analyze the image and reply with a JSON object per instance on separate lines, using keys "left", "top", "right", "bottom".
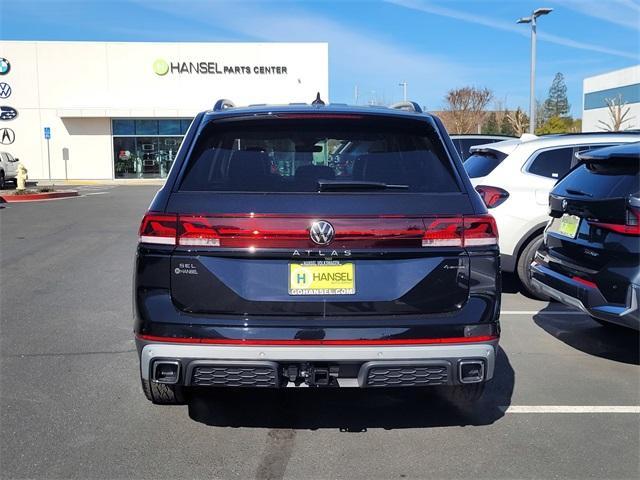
{"left": 134, "top": 101, "right": 501, "bottom": 405}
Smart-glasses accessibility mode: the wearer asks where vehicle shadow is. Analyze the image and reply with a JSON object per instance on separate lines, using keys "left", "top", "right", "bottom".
{"left": 186, "top": 347, "right": 514, "bottom": 430}
{"left": 502, "top": 272, "right": 521, "bottom": 295}
{"left": 533, "top": 303, "right": 639, "bottom": 365}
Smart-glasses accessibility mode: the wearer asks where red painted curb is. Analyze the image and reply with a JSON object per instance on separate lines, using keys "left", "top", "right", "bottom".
{"left": 0, "top": 190, "right": 79, "bottom": 202}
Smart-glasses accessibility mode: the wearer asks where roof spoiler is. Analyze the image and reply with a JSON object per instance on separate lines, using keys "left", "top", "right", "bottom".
{"left": 389, "top": 101, "right": 423, "bottom": 113}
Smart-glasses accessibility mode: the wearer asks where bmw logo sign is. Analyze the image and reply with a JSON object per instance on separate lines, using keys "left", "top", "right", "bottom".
{"left": 0, "top": 58, "right": 10, "bottom": 75}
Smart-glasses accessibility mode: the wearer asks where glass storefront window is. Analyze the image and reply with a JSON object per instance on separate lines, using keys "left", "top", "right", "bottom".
{"left": 135, "top": 120, "right": 158, "bottom": 136}
{"left": 113, "top": 119, "right": 135, "bottom": 135}
{"left": 159, "top": 119, "right": 181, "bottom": 135}
{"left": 112, "top": 118, "right": 191, "bottom": 179}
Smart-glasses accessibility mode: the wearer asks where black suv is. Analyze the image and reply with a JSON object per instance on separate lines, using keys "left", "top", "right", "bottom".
{"left": 134, "top": 99, "right": 501, "bottom": 405}
{"left": 532, "top": 142, "right": 639, "bottom": 330}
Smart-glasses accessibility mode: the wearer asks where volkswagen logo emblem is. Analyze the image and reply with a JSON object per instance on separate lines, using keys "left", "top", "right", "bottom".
{"left": 0, "top": 106, "right": 17, "bottom": 121}
{"left": 0, "top": 82, "right": 11, "bottom": 99}
{"left": 309, "top": 220, "right": 335, "bottom": 245}
{"left": 562, "top": 199, "right": 568, "bottom": 211}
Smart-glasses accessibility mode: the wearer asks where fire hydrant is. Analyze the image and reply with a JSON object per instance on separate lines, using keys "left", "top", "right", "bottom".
{"left": 16, "top": 163, "right": 28, "bottom": 191}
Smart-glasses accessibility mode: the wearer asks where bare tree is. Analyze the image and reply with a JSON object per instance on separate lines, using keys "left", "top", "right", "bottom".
{"left": 598, "top": 94, "right": 634, "bottom": 131}
{"left": 442, "top": 87, "right": 493, "bottom": 134}
{"left": 506, "top": 107, "right": 529, "bottom": 136}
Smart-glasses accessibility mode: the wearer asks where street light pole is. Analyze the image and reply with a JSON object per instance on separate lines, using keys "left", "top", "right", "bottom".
{"left": 399, "top": 81, "right": 407, "bottom": 102}
{"left": 529, "top": 15, "right": 537, "bottom": 134}
{"left": 517, "top": 7, "right": 553, "bottom": 134}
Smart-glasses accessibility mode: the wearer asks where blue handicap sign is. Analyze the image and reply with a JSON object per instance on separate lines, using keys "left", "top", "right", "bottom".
{"left": 44, "top": 127, "right": 51, "bottom": 139}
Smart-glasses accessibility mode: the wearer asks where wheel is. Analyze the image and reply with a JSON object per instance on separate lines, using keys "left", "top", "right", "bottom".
{"left": 0, "top": 171, "right": 5, "bottom": 190}
{"left": 517, "top": 234, "right": 550, "bottom": 301}
{"left": 140, "top": 377, "right": 186, "bottom": 405}
{"left": 438, "top": 383, "right": 485, "bottom": 404}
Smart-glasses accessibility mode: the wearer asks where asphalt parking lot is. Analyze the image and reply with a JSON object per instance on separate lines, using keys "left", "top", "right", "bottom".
{"left": 1, "top": 186, "right": 638, "bottom": 480}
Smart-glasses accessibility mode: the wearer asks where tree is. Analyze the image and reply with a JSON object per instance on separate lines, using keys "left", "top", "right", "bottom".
{"left": 483, "top": 112, "right": 499, "bottom": 134}
{"left": 499, "top": 111, "right": 515, "bottom": 135}
{"left": 536, "top": 116, "right": 572, "bottom": 134}
{"left": 442, "top": 86, "right": 493, "bottom": 134}
{"left": 506, "top": 108, "right": 529, "bottom": 136}
{"left": 543, "top": 73, "right": 570, "bottom": 119}
{"left": 598, "top": 94, "right": 634, "bottom": 131}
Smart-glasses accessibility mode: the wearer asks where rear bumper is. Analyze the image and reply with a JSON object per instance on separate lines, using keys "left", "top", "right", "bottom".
{"left": 138, "top": 340, "right": 498, "bottom": 387}
{"left": 531, "top": 263, "right": 640, "bottom": 331}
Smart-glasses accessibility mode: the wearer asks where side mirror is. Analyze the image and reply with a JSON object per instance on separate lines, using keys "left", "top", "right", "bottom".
{"left": 11, "top": 157, "right": 19, "bottom": 162}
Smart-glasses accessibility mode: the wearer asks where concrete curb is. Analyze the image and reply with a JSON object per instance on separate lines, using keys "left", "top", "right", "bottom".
{"left": 0, "top": 190, "right": 80, "bottom": 202}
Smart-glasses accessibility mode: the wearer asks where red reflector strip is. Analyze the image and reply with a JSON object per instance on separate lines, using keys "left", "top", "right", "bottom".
{"left": 572, "top": 276, "right": 597, "bottom": 289}
{"left": 590, "top": 221, "right": 640, "bottom": 236}
{"left": 136, "top": 334, "right": 498, "bottom": 346}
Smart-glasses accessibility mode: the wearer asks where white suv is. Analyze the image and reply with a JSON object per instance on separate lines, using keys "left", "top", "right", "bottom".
{"left": 0, "top": 151, "right": 19, "bottom": 189}
{"left": 465, "top": 132, "right": 640, "bottom": 299}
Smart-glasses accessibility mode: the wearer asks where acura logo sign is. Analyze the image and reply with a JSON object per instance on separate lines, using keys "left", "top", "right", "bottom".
{"left": 309, "top": 220, "right": 335, "bottom": 245}
{"left": 0, "top": 127, "right": 14, "bottom": 145}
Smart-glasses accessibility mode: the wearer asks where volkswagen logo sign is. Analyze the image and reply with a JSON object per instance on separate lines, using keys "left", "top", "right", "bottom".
{"left": 0, "top": 106, "right": 17, "bottom": 121}
{"left": 562, "top": 199, "right": 568, "bottom": 211}
{"left": 0, "top": 82, "right": 11, "bottom": 99}
{"left": 309, "top": 220, "right": 335, "bottom": 245}
{"left": 0, "top": 58, "right": 9, "bottom": 75}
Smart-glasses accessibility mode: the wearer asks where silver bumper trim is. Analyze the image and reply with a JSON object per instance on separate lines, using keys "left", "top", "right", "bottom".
{"left": 140, "top": 342, "right": 497, "bottom": 383}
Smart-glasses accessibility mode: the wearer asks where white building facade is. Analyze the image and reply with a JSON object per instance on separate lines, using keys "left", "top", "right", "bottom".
{"left": 582, "top": 65, "right": 640, "bottom": 132}
{"left": 0, "top": 41, "right": 329, "bottom": 180}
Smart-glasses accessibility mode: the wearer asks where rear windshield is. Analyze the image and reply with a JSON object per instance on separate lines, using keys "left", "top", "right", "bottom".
{"left": 179, "top": 116, "right": 460, "bottom": 193}
{"left": 556, "top": 162, "right": 640, "bottom": 198}
{"left": 464, "top": 151, "right": 508, "bottom": 178}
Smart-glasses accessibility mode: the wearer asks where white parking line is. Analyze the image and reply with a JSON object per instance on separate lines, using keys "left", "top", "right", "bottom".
{"left": 501, "top": 405, "right": 640, "bottom": 414}
{"left": 500, "top": 310, "right": 585, "bottom": 315}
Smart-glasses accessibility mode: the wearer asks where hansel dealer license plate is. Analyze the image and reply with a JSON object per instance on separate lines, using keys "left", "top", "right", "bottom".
{"left": 556, "top": 214, "right": 581, "bottom": 239}
{"left": 289, "top": 261, "right": 355, "bottom": 295}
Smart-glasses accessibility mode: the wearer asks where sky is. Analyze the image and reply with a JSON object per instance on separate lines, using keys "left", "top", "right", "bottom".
{"left": 1, "top": 0, "right": 639, "bottom": 116}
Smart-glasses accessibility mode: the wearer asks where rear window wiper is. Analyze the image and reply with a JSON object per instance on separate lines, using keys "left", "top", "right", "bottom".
{"left": 318, "top": 180, "right": 409, "bottom": 191}
{"left": 565, "top": 188, "right": 593, "bottom": 197}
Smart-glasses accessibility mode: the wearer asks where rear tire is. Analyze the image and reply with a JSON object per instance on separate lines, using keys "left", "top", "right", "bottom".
{"left": 438, "top": 383, "right": 485, "bottom": 404}
{"left": 0, "top": 171, "right": 5, "bottom": 190}
{"left": 517, "top": 234, "right": 550, "bottom": 301}
{"left": 141, "top": 377, "right": 186, "bottom": 405}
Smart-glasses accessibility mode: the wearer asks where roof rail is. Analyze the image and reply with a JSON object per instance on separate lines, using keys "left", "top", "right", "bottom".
{"left": 389, "top": 101, "right": 423, "bottom": 113}
{"left": 213, "top": 99, "right": 235, "bottom": 111}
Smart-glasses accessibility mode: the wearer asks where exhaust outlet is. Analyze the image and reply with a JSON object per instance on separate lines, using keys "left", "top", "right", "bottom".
{"left": 153, "top": 360, "right": 181, "bottom": 384}
{"left": 459, "top": 360, "right": 484, "bottom": 384}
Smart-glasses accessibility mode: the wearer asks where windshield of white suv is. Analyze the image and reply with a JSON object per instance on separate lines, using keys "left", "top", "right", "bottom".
{"left": 464, "top": 151, "right": 508, "bottom": 178}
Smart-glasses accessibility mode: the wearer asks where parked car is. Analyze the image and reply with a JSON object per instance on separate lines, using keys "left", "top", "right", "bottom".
{"left": 0, "top": 151, "right": 18, "bottom": 189}
{"left": 450, "top": 134, "right": 515, "bottom": 161}
{"left": 134, "top": 99, "right": 501, "bottom": 405}
{"left": 465, "top": 132, "right": 640, "bottom": 299}
{"left": 531, "top": 143, "right": 639, "bottom": 330}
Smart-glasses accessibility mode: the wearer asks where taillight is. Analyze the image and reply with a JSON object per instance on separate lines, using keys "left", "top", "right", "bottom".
{"left": 475, "top": 185, "right": 509, "bottom": 208}
{"left": 138, "top": 213, "right": 498, "bottom": 248}
{"left": 138, "top": 213, "right": 177, "bottom": 245}
{"left": 422, "top": 215, "right": 498, "bottom": 247}
{"left": 422, "top": 218, "right": 463, "bottom": 247}
{"left": 591, "top": 206, "right": 640, "bottom": 236}
{"left": 463, "top": 215, "right": 499, "bottom": 246}
{"left": 178, "top": 216, "right": 221, "bottom": 246}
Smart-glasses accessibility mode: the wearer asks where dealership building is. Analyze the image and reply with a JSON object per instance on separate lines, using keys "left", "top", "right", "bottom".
{"left": 582, "top": 65, "right": 639, "bottom": 132}
{"left": 0, "top": 41, "right": 328, "bottom": 180}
